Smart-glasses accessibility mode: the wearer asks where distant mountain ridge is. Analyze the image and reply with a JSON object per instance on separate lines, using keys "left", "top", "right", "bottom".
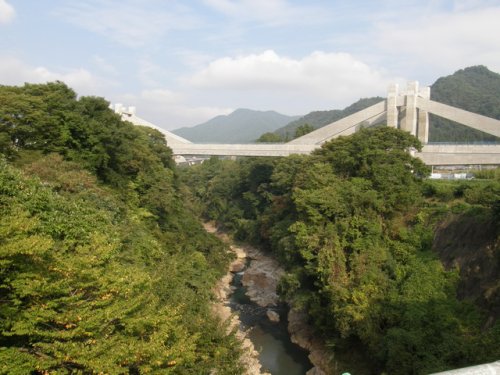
{"left": 172, "top": 109, "right": 300, "bottom": 143}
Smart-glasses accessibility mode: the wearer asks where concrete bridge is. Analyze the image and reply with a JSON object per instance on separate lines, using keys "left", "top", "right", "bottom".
{"left": 115, "top": 82, "right": 500, "bottom": 166}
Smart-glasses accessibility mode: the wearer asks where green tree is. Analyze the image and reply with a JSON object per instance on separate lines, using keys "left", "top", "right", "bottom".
{"left": 293, "top": 123, "right": 314, "bottom": 138}
{"left": 256, "top": 132, "right": 283, "bottom": 143}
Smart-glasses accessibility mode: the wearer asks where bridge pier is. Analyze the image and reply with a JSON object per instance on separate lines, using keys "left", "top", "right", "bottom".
{"left": 400, "top": 81, "right": 419, "bottom": 136}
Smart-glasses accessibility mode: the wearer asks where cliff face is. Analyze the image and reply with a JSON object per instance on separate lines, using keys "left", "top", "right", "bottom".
{"left": 433, "top": 214, "right": 500, "bottom": 322}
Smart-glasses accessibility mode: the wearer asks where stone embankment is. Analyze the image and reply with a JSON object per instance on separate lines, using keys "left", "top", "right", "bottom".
{"left": 206, "top": 222, "right": 331, "bottom": 375}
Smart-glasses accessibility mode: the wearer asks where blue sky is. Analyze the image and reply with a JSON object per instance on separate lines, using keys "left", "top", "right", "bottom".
{"left": 1, "top": 0, "right": 499, "bottom": 130}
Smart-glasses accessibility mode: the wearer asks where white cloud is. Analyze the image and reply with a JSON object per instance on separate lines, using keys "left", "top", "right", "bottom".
{"left": 188, "top": 50, "right": 398, "bottom": 109}
{"left": 451, "top": 0, "right": 500, "bottom": 11}
{"left": 55, "top": 0, "right": 200, "bottom": 47}
{"left": 0, "top": 0, "right": 14, "bottom": 24}
{"left": 0, "top": 56, "right": 115, "bottom": 96}
{"left": 375, "top": 5, "right": 500, "bottom": 74}
{"left": 202, "top": 0, "right": 328, "bottom": 26}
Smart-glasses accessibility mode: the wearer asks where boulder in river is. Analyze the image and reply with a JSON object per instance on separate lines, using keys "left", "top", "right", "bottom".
{"left": 241, "top": 252, "right": 284, "bottom": 307}
{"left": 266, "top": 309, "right": 280, "bottom": 323}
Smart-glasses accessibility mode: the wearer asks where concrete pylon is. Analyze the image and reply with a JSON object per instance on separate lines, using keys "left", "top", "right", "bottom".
{"left": 401, "top": 81, "right": 419, "bottom": 135}
{"left": 417, "top": 86, "right": 430, "bottom": 143}
{"left": 386, "top": 83, "right": 399, "bottom": 128}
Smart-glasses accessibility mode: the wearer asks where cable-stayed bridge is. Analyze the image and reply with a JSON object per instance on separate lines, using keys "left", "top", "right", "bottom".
{"left": 115, "top": 82, "right": 500, "bottom": 166}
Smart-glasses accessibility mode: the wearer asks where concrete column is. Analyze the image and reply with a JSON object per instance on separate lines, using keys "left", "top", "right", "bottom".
{"left": 401, "top": 81, "right": 418, "bottom": 135}
{"left": 386, "top": 83, "right": 399, "bottom": 128}
{"left": 417, "top": 86, "right": 430, "bottom": 143}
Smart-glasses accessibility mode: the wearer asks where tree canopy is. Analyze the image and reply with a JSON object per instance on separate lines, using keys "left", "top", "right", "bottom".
{"left": 0, "top": 82, "right": 242, "bottom": 374}
{"left": 182, "top": 127, "right": 500, "bottom": 374}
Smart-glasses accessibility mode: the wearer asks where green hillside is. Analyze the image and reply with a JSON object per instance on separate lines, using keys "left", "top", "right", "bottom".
{"left": 0, "top": 82, "right": 242, "bottom": 374}
{"left": 182, "top": 128, "right": 500, "bottom": 374}
{"left": 429, "top": 65, "right": 500, "bottom": 142}
{"left": 172, "top": 108, "right": 299, "bottom": 143}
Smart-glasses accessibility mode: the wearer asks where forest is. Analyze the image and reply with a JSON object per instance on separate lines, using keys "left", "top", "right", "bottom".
{"left": 0, "top": 82, "right": 242, "bottom": 374}
{"left": 182, "top": 127, "right": 500, "bottom": 374}
{"left": 1, "top": 81, "right": 499, "bottom": 374}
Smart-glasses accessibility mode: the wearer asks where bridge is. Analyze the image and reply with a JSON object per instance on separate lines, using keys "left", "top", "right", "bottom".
{"left": 115, "top": 82, "right": 500, "bottom": 166}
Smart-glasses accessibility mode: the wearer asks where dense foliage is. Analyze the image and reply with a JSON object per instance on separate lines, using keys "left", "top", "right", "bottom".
{"left": 0, "top": 82, "right": 242, "bottom": 374}
{"left": 256, "top": 123, "right": 315, "bottom": 143}
{"left": 182, "top": 127, "right": 500, "bottom": 374}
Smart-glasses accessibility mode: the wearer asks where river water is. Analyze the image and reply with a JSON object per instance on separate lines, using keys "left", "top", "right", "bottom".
{"left": 229, "top": 271, "right": 312, "bottom": 375}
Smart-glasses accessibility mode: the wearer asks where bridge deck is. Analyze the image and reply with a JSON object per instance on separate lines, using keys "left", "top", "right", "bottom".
{"left": 170, "top": 143, "right": 500, "bottom": 165}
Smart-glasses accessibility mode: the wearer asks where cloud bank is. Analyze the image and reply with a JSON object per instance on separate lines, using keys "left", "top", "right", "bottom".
{"left": 0, "top": 56, "right": 113, "bottom": 96}
{"left": 187, "top": 50, "right": 398, "bottom": 113}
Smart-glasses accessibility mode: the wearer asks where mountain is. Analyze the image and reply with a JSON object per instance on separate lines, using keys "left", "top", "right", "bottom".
{"left": 273, "top": 97, "right": 385, "bottom": 139}
{"left": 429, "top": 65, "right": 500, "bottom": 142}
{"left": 268, "top": 65, "right": 500, "bottom": 143}
{"left": 172, "top": 108, "right": 300, "bottom": 143}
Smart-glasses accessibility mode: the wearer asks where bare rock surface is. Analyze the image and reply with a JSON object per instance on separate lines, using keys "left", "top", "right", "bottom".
{"left": 241, "top": 246, "right": 284, "bottom": 307}
{"left": 266, "top": 309, "right": 280, "bottom": 323}
{"left": 288, "top": 308, "right": 333, "bottom": 375}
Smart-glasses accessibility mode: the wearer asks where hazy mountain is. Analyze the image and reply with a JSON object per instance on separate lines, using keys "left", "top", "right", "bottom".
{"left": 429, "top": 65, "right": 500, "bottom": 142}
{"left": 172, "top": 109, "right": 300, "bottom": 143}
{"left": 273, "top": 97, "right": 385, "bottom": 139}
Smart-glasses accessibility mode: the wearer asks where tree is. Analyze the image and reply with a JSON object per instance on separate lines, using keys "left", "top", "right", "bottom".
{"left": 256, "top": 132, "right": 283, "bottom": 143}
{"left": 293, "top": 123, "right": 314, "bottom": 139}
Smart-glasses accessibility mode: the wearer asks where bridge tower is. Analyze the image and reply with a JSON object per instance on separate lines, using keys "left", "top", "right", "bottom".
{"left": 386, "top": 83, "right": 399, "bottom": 128}
{"left": 417, "top": 86, "right": 430, "bottom": 143}
{"left": 389, "top": 81, "right": 430, "bottom": 144}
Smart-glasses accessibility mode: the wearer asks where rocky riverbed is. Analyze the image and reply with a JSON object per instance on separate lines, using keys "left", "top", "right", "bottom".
{"left": 206, "top": 223, "right": 332, "bottom": 375}
{"left": 207, "top": 224, "right": 265, "bottom": 375}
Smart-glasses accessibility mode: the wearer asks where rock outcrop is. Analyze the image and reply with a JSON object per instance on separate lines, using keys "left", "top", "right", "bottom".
{"left": 288, "top": 308, "right": 334, "bottom": 375}
{"left": 241, "top": 246, "right": 284, "bottom": 307}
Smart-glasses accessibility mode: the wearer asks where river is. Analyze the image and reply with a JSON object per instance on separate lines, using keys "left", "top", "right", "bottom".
{"left": 229, "top": 267, "right": 312, "bottom": 374}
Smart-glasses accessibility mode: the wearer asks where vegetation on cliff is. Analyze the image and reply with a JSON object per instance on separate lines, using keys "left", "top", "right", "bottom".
{"left": 0, "top": 82, "right": 242, "bottom": 374}
{"left": 182, "top": 127, "right": 500, "bottom": 374}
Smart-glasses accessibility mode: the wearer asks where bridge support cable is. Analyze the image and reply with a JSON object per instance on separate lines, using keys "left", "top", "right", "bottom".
{"left": 417, "top": 97, "right": 500, "bottom": 138}
{"left": 288, "top": 101, "right": 386, "bottom": 145}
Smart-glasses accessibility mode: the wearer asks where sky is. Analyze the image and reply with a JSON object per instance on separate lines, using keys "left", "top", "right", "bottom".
{"left": 1, "top": 0, "right": 499, "bottom": 130}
